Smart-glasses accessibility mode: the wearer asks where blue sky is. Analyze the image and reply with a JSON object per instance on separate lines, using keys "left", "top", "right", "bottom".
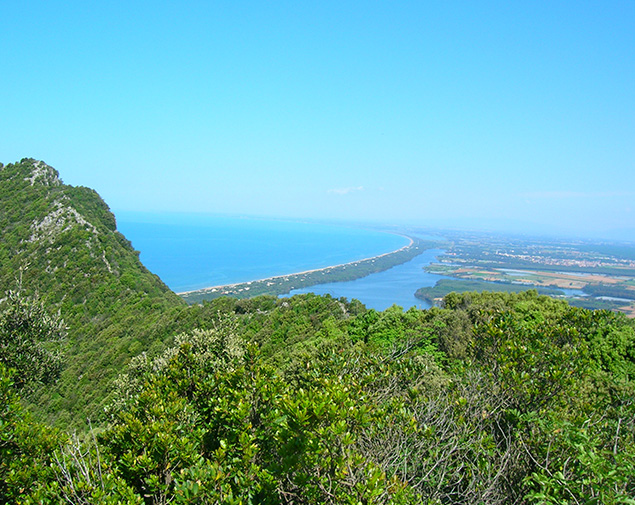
{"left": 1, "top": 1, "right": 634, "bottom": 240}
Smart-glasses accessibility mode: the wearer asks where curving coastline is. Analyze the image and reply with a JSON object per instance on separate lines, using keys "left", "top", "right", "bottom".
{"left": 179, "top": 236, "right": 437, "bottom": 304}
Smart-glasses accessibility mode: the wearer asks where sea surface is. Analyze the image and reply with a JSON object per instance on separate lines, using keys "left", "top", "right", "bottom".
{"left": 116, "top": 213, "right": 411, "bottom": 293}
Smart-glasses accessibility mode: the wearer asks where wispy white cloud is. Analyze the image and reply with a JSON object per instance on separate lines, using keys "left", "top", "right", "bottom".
{"left": 328, "top": 186, "right": 365, "bottom": 195}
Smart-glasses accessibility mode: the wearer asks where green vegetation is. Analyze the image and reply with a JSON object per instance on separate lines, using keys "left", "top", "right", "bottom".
{"left": 583, "top": 283, "right": 635, "bottom": 300}
{"left": 1, "top": 159, "right": 634, "bottom": 503}
{"left": 0, "top": 283, "right": 66, "bottom": 391}
{"left": 3, "top": 290, "right": 635, "bottom": 503}
{"left": 414, "top": 278, "right": 564, "bottom": 304}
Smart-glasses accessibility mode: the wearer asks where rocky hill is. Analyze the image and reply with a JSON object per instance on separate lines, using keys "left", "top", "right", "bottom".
{"left": 0, "top": 158, "right": 186, "bottom": 427}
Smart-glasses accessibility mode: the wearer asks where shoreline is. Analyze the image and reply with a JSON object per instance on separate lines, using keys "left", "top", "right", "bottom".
{"left": 177, "top": 235, "right": 414, "bottom": 296}
{"left": 179, "top": 235, "right": 436, "bottom": 304}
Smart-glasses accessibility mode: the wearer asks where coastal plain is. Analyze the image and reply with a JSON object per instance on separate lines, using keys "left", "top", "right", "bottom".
{"left": 416, "top": 231, "right": 635, "bottom": 317}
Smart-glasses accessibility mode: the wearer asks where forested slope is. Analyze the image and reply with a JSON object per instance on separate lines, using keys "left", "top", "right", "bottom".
{"left": 0, "top": 159, "right": 188, "bottom": 426}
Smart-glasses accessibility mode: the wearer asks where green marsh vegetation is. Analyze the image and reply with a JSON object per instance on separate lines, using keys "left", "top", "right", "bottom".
{"left": 415, "top": 278, "right": 565, "bottom": 304}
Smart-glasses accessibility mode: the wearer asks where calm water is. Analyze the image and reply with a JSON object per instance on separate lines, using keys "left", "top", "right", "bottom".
{"left": 116, "top": 213, "right": 410, "bottom": 293}
{"left": 289, "top": 249, "right": 446, "bottom": 311}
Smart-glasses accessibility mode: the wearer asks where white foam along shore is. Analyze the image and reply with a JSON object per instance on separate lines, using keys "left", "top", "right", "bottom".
{"left": 177, "top": 234, "right": 415, "bottom": 296}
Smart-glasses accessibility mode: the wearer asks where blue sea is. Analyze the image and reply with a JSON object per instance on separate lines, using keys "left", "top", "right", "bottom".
{"left": 116, "top": 213, "right": 413, "bottom": 293}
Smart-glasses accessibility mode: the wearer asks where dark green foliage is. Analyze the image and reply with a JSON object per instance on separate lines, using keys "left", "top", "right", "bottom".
{"left": 93, "top": 292, "right": 635, "bottom": 502}
{"left": 415, "top": 278, "right": 564, "bottom": 304}
{"left": 437, "top": 291, "right": 635, "bottom": 503}
{"left": 583, "top": 282, "right": 635, "bottom": 300}
{"left": 2, "top": 288, "right": 634, "bottom": 503}
{"left": 98, "top": 327, "right": 419, "bottom": 504}
{"left": 66, "top": 185, "right": 117, "bottom": 232}
{"left": 0, "top": 364, "right": 66, "bottom": 503}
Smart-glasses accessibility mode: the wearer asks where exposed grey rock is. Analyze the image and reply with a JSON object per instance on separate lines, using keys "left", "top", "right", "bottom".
{"left": 23, "top": 160, "right": 62, "bottom": 187}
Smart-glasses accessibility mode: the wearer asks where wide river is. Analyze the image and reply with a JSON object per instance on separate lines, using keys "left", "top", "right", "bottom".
{"left": 116, "top": 212, "right": 444, "bottom": 310}
{"left": 288, "top": 248, "right": 446, "bottom": 311}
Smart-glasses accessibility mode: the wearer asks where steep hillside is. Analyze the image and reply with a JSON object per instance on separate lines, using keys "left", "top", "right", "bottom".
{"left": 0, "top": 158, "right": 186, "bottom": 427}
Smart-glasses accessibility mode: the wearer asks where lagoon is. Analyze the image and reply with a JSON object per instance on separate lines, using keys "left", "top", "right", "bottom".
{"left": 288, "top": 248, "right": 446, "bottom": 311}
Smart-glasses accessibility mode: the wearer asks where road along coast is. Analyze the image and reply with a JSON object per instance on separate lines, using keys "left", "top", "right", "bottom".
{"left": 179, "top": 236, "right": 438, "bottom": 304}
